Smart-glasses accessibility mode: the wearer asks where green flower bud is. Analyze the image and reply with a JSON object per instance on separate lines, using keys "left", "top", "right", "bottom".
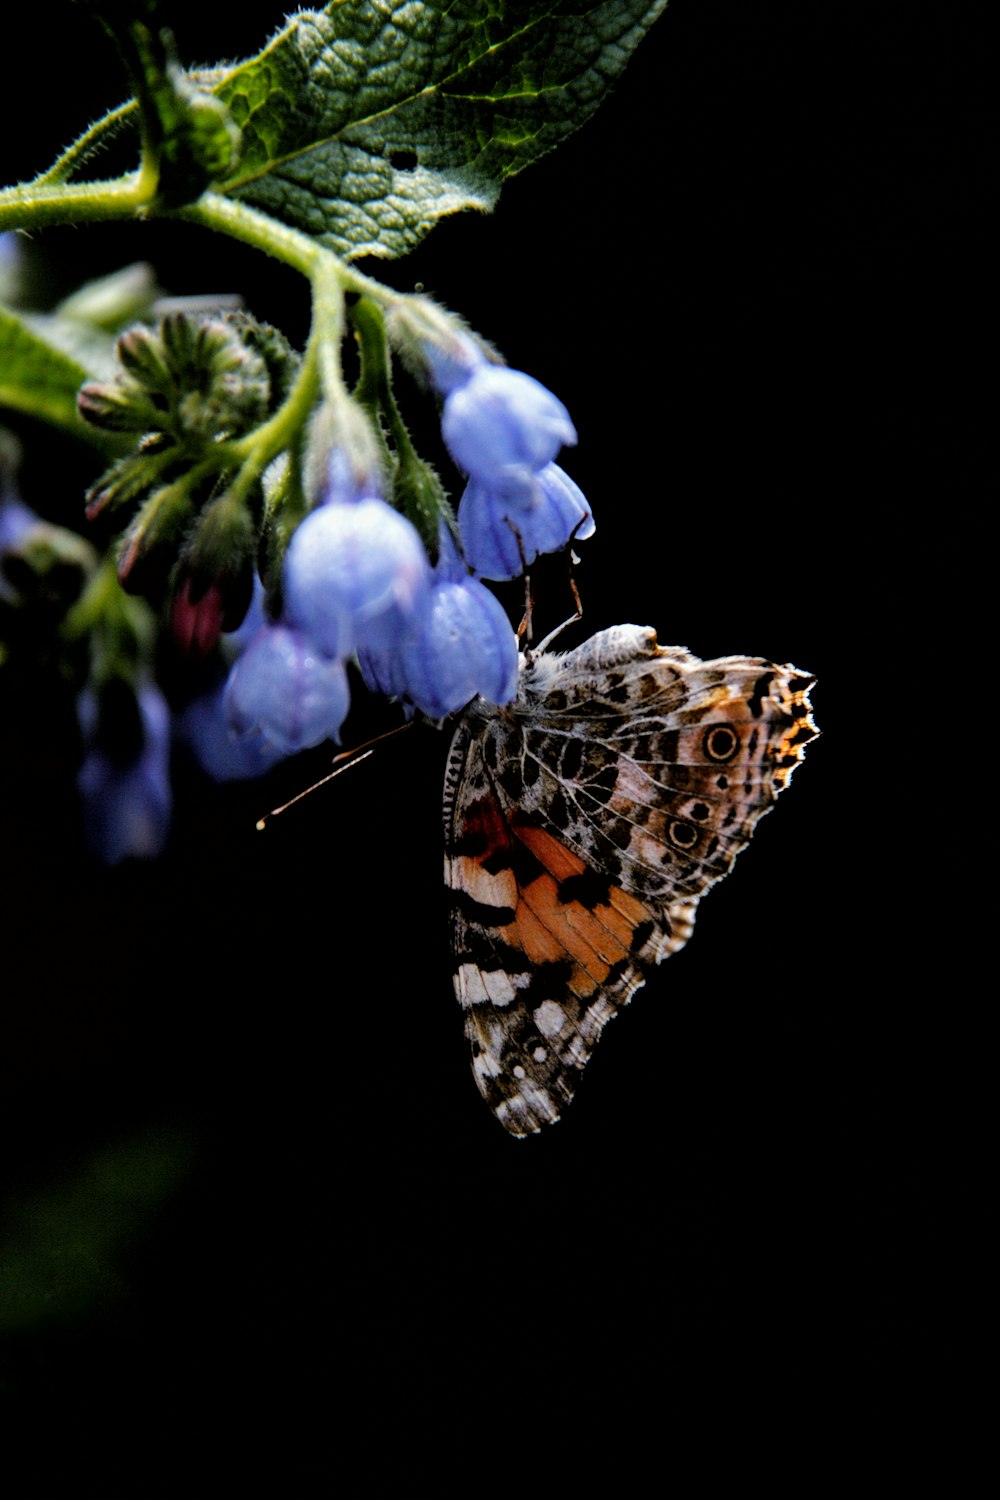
{"left": 79, "top": 312, "right": 272, "bottom": 457}
{"left": 226, "top": 314, "right": 299, "bottom": 406}
{"left": 77, "top": 379, "right": 165, "bottom": 436}
{"left": 84, "top": 437, "right": 177, "bottom": 523}
{"left": 116, "top": 323, "right": 175, "bottom": 393}
{"left": 117, "top": 480, "right": 195, "bottom": 598}
{"left": 175, "top": 490, "right": 256, "bottom": 633}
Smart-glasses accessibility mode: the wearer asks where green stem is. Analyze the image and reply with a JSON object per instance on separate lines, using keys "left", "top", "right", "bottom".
{"left": 175, "top": 193, "right": 325, "bottom": 279}
{"left": 0, "top": 164, "right": 158, "bottom": 233}
{"left": 35, "top": 102, "right": 139, "bottom": 188}
{"left": 310, "top": 257, "right": 347, "bottom": 402}
{"left": 1, "top": 178, "right": 452, "bottom": 533}
{"left": 0, "top": 177, "right": 411, "bottom": 327}
{"left": 351, "top": 298, "right": 415, "bottom": 462}
{"left": 177, "top": 193, "right": 415, "bottom": 312}
{"left": 246, "top": 328, "right": 319, "bottom": 455}
{"left": 221, "top": 294, "right": 325, "bottom": 507}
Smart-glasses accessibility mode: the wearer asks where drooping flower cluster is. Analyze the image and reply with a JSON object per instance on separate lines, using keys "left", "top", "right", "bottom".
{"left": 217, "top": 320, "right": 593, "bottom": 757}
{"left": 4, "top": 277, "right": 597, "bottom": 861}
{"left": 222, "top": 461, "right": 519, "bottom": 752}
{"left": 223, "top": 477, "right": 430, "bottom": 753}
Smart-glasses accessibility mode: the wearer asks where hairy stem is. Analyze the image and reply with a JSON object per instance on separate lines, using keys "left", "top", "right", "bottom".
{"left": 0, "top": 164, "right": 158, "bottom": 232}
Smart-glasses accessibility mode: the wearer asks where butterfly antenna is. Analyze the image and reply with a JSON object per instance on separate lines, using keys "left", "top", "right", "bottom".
{"left": 256, "top": 721, "right": 415, "bottom": 830}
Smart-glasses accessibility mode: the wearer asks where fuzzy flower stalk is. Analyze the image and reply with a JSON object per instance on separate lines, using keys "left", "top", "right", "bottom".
{"left": 218, "top": 299, "right": 594, "bottom": 757}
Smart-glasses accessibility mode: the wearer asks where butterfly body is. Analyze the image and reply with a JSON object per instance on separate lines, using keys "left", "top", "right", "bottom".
{"left": 443, "top": 624, "right": 817, "bottom": 1135}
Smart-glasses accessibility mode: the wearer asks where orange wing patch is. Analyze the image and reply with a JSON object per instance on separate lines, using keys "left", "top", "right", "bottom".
{"left": 498, "top": 822, "right": 652, "bottom": 1001}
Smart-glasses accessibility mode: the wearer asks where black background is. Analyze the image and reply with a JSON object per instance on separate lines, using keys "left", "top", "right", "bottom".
{"left": 1, "top": 0, "right": 985, "bottom": 1486}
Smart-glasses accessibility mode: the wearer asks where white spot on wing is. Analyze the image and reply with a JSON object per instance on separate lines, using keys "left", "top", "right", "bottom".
{"left": 455, "top": 855, "right": 516, "bottom": 909}
{"left": 457, "top": 963, "right": 489, "bottom": 1007}
{"left": 473, "top": 1050, "right": 501, "bottom": 1081}
{"left": 533, "top": 1000, "right": 565, "bottom": 1037}
{"left": 497, "top": 1080, "right": 560, "bottom": 1131}
{"left": 482, "top": 968, "right": 516, "bottom": 1007}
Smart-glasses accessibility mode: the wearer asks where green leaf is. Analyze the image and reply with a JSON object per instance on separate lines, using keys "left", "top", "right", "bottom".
{"left": 0, "top": 305, "right": 117, "bottom": 442}
{"left": 0, "top": 259, "right": 157, "bottom": 442}
{"left": 213, "top": 0, "right": 668, "bottom": 259}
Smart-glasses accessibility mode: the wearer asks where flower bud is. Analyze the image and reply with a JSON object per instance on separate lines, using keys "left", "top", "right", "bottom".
{"left": 77, "top": 378, "right": 163, "bottom": 435}
{"left": 116, "top": 480, "right": 195, "bottom": 598}
{"left": 171, "top": 491, "right": 257, "bottom": 652}
{"left": 171, "top": 580, "right": 227, "bottom": 659}
{"left": 116, "top": 322, "right": 175, "bottom": 391}
{"left": 84, "top": 442, "right": 173, "bottom": 524}
{"left": 80, "top": 313, "right": 272, "bottom": 457}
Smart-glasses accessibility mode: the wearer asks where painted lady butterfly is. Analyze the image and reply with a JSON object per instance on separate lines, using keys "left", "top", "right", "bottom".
{"left": 443, "top": 624, "right": 817, "bottom": 1135}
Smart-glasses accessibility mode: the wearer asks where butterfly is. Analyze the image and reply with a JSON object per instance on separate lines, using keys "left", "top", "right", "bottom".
{"left": 443, "top": 623, "right": 817, "bottom": 1135}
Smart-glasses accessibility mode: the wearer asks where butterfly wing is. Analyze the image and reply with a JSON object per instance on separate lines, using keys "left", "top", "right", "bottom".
{"left": 443, "top": 625, "right": 817, "bottom": 1135}
{"left": 444, "top": 717, "right": 698, "bottom": 1134}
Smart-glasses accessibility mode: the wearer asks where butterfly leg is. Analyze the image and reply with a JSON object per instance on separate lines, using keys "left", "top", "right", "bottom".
{"left": 516, "top": 567, "right": 536, "bottom": 645}
{"left": 529, "top": 530, "right": 588, "bottom": 655}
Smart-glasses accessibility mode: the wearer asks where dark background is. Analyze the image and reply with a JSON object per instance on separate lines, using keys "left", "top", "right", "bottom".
{"left": 1, "top": 0, "right": 984, "bottom": 1485}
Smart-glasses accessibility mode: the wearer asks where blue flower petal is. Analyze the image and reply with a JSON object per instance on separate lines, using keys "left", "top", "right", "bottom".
{"left": 357, "top": 636, "right": 412, "bottom": 702}
{"left": 180, "top": 681, "right": 288, "bottom": 781}
{"left": 77, "top": 682, "right": 172, "bottom": 864}
{"left": 400, "top": 577, "right": 518, "bottom": 718}
{"left": 456, "top": 464, "right": 594, "bottom": 582}
{"left": 524, "top": 463, "right": 596, "bottom": 553}
{"left": 442, "top": 366, "right": 576, "bottom": 486}
{"left": 284, "top": 497, "right": 430, "bottom": 657}
{"left": 457, "top": 481, "right": 527, "bottom": 581}
{"left": 224, "top": 624, "right": 350, "bottom": 753}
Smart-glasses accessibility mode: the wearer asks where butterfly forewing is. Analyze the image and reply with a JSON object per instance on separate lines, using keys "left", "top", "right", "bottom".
{"left": 443, "top": 624, "right": 817, "bottom": 1135}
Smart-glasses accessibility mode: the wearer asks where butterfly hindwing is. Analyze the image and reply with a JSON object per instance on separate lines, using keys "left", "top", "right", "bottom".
{"left": 443, "top": 624, "right": 817, "bottom": 1135}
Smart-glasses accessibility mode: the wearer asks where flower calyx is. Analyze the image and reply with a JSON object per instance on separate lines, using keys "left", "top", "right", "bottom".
{"left": 79, "top": 311, "right": 275, "bottom": 454}
{"left": 79, "top": 311, "right": 298, "bottom": 610}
